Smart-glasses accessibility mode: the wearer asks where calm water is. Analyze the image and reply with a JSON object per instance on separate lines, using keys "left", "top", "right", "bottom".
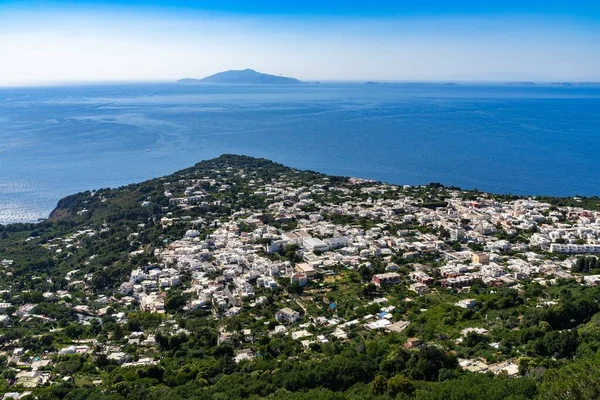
{"left": 1, "top": 83, "right": 600, "bottom": 224}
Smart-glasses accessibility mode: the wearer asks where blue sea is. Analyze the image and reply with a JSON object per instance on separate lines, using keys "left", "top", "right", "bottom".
{"left": 1, "top": 82, "right": 600, "bottom": 224}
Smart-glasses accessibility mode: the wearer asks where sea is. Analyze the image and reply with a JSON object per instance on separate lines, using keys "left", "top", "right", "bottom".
{"left": 1, "top": 82, "right": 600, "bottom": 224}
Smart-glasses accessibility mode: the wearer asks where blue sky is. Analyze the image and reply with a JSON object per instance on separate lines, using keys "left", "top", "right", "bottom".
{"left": 1, "top": 0, "right": 599, "bottom": 84}
{"left": 5, "top": 0, "right": 599, "bottom": 17}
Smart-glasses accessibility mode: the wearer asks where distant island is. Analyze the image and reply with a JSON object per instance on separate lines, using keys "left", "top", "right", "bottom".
{"left": 365, "top": 81, "right": 458, "bottom": 86}
{"left": 178, "top": 69, "right": 302, "bottom": 84}
{"left": 505, "top": 81, "right": 580, "bottom": 87}
{"left": 550, "top": 82, "right": 574, "bottom": 87}
{"left": 505, "top": 81, "right": 537, "bottom": 86}
{"left": 504, "top": 81, "right": 587, "bottom": 87}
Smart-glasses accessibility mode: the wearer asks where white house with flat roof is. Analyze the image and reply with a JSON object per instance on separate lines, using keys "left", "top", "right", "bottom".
{"left": 550, "top": 243, "right": 600, "bottom": 254}
{"left": 275, "top": 307, "right": 301, "bottom": 323}
{"left": 303, "top": 237, "right": 329, "bottom": 252}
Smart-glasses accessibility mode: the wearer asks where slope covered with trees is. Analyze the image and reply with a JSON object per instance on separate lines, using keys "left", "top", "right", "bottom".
{"left": 0, "top": 155, "right": 599, "bottom": 399}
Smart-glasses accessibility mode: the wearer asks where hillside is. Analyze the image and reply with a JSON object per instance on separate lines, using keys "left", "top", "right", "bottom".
{"left": 1, "top": 155, "right": 600, "bottom": 399}
{"left": 178, "top": 69, "right": 302, "bottom": 84}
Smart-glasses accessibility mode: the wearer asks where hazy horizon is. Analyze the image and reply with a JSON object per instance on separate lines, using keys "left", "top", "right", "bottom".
{"left": 3, "top": 78, "right": 600, "bottom": 89}
{"left": 1, "top": 0, "right": 600, "bottom": 85}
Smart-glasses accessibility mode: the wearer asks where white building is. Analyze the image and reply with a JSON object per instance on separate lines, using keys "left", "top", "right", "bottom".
{"left": 324, "top": 237, "right": 350, "bottom": 249}
{"left": 303, "top": 237, "right": 329, "bottom": 252}
{"left": 550, "top": 243, "right": 600, "bottom": 254}
{"left": 275, "top": 307, "right": 301, "bottom": 323}
{"left": 455, "top": 299, "right": 477, "bottom": 309}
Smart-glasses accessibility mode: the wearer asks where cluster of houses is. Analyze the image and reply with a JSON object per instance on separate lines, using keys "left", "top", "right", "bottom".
{"left": 0, "top": 334, "right": 159, "bottom": 390}
{"left": 102, "top": 166, "right": 600, "bottom": 349}
{"left": 3, "top": 161, "right": 600, "bottom": 392}
{"left": 144, "top": 171, "right": 600, "bottom": 326}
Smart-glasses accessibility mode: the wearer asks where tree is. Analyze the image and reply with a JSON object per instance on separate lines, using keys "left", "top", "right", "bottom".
{"left": 362, "top": 283, "right": 377, "bottom": 298}
{"left": 407, "top": 346, "right": 457, "bottom": 381}
{"left": 534, "top": 330, "right": 579, "bottom": 359}
{"left": 359, "top": 265, "right": 374, "bottom": 282}
{"left": 572, "top": 256, "right": 600, "bottom": 273}
{"left": 387, "top": 375, "right": 415, "bottom": 397}
{"left": 166, "top": 292, "right": 187, "bottom": 313}
{"left": 113, "top": 323, "right": 124, "bottom": 340}
{"left": 65, "top": 323, "right": 84, "bottom": 339}
{"left": 539, "top": 354, "right": 600, "bottom": 400}
{"left": 288, "top": 281, "right": 303, "bottom": 295}
{"left": 371, "top": 375, "right": 387, "bottom": 395}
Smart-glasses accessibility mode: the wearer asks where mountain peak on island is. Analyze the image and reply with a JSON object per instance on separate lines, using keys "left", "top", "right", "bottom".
{"left": 178, "top": 69, "right": 301, "bottom": 84}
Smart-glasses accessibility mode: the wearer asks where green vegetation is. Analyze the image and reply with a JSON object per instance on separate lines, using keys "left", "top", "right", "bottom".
{"left": 0, "top": 155, "right": 599, "bottom": 399}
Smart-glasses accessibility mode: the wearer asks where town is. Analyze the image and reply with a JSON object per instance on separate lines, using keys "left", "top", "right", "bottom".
{"left": 0, "top": 155, "right": 598, "bottom": 399}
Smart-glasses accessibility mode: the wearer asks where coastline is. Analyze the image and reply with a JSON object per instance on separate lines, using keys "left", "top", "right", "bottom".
{"left": 2, "top": 83, "right": 600, "bottom": 225}
{"left": 2, "top": 154, "right": 599, "bottom": 226}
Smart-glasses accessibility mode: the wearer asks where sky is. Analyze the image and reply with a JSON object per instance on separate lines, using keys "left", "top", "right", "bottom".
{"left": 1, "top": 0, "right": 600, "bottom": 85}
